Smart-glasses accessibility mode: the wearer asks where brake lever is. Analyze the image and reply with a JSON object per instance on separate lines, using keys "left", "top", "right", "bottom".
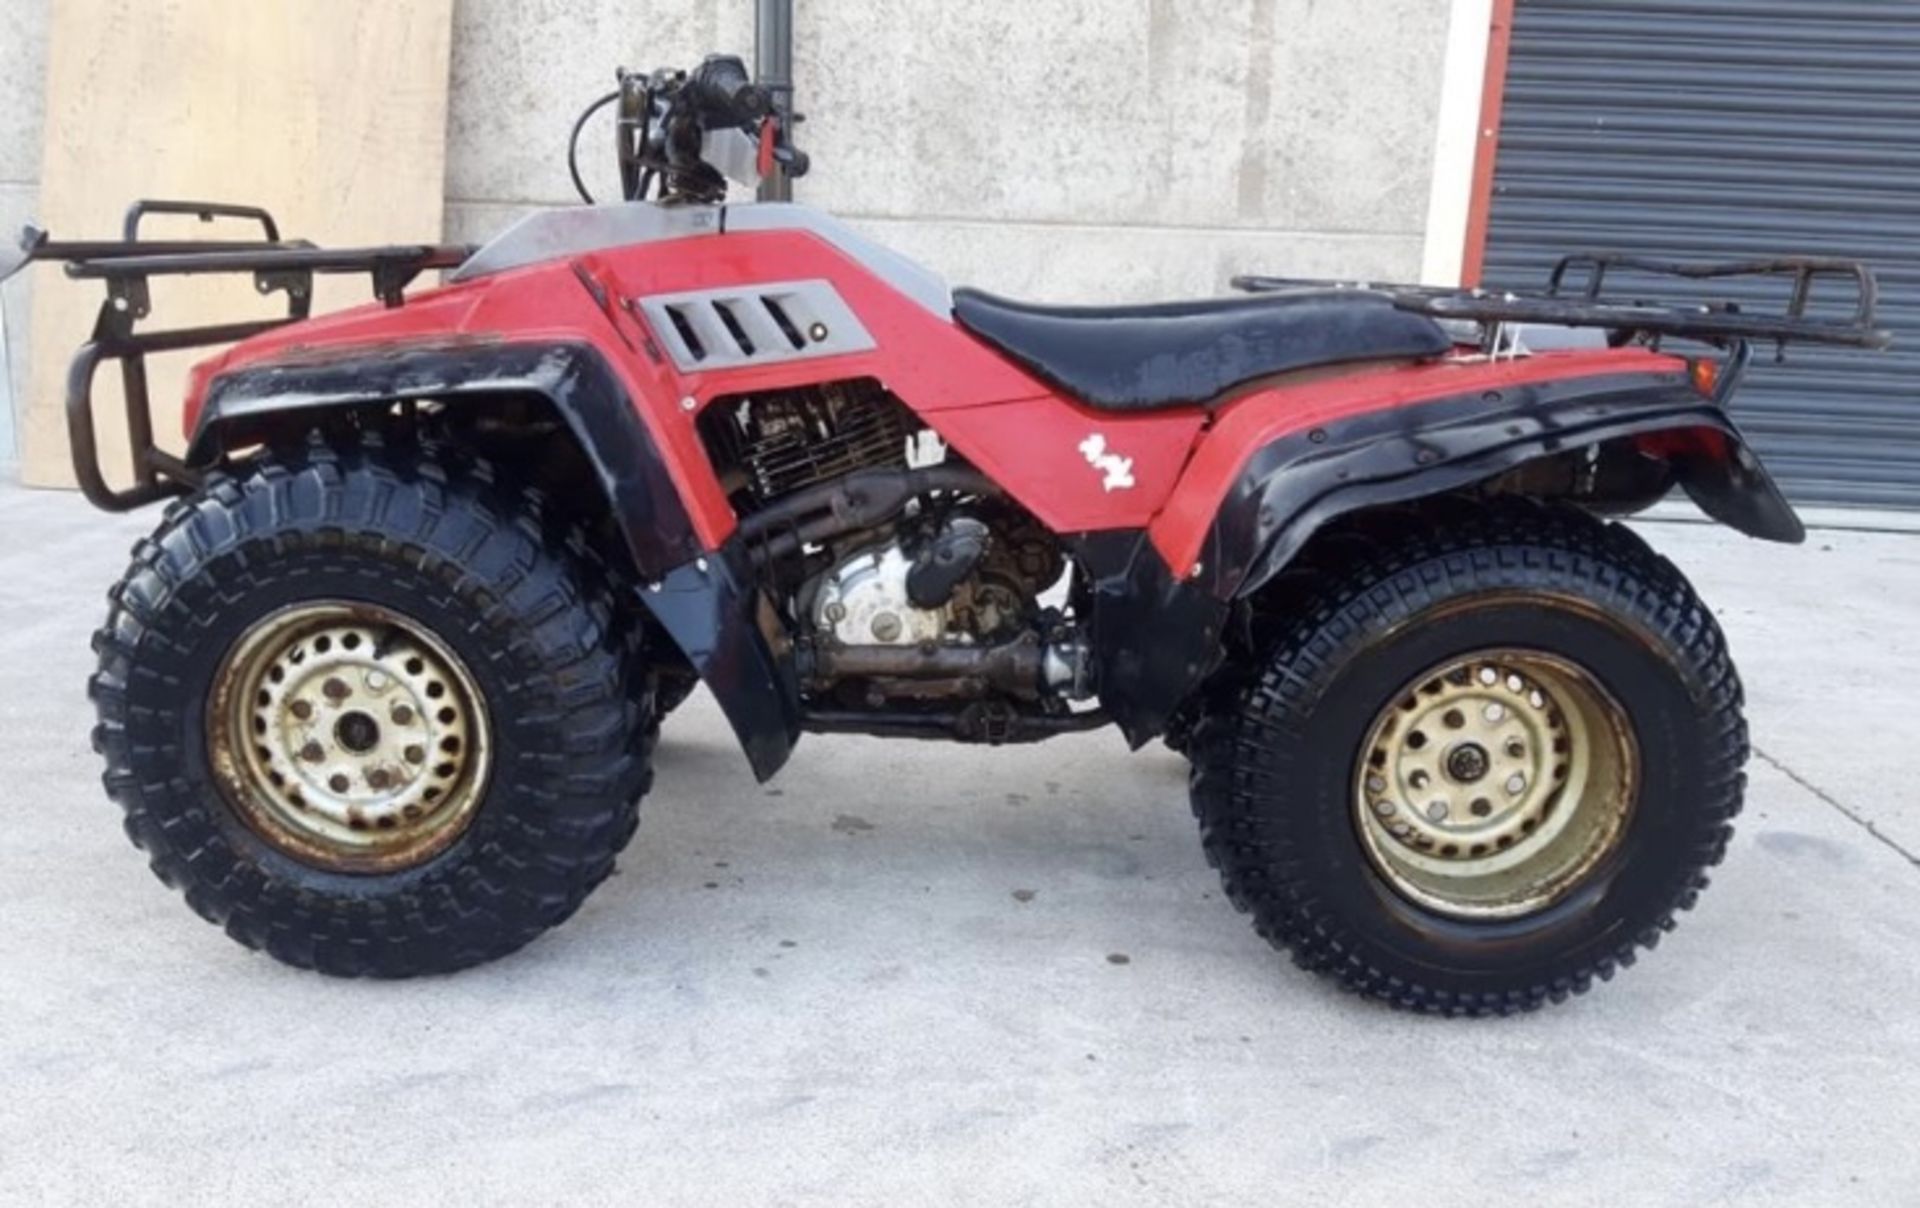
{"left": 755, "top": 115, "right": 810, "bottom": 180}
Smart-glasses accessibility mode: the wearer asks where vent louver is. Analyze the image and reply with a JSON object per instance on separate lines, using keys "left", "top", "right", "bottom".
{"left": 637, "top": 279, "right": 875, "bottom": 371}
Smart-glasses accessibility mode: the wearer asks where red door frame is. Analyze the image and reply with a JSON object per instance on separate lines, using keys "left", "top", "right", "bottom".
{"left": 1459, "top": 0, "right": 1518, "bottom": 287}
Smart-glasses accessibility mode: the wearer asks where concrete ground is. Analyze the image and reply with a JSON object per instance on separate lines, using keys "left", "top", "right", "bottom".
{"left": 1, "top": 482, "right": 1916, "bottom": 1207}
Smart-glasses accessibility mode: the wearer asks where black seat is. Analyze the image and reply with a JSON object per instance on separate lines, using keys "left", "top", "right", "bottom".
{"left": 951, "top": 287, "right": 1451, "bottom": 411}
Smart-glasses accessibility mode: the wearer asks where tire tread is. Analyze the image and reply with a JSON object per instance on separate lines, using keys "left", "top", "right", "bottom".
{"left": 90, "top": 437, "right": 653, "bottom": 977}
{"left": 1189, "top": 498, "right": 1746, "bottom": 1016}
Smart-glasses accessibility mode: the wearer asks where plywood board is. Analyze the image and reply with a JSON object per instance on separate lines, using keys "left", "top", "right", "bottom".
{"left": 21, "top": 0, "right": 452, "bottom": 488}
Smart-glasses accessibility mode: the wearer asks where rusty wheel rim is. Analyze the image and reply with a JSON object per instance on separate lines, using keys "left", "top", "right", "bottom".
{"left": 207, "top": 601, "right": 491, "bottom": 873}
{"left": 1352, "top": 648, "right": 1638, "bottom": 919}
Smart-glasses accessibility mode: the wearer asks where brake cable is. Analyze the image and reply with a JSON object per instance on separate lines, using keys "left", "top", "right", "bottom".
{"left": 567, "top": 88, "right": 621, "bottom": 205}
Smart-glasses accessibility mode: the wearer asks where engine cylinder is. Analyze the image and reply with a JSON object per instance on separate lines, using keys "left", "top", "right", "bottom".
{"left": 697, "top": 378, "right": 916, "bottom": 514}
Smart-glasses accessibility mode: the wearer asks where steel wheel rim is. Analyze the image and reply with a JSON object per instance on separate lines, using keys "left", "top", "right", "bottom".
{"left": 1352, "top": 648, "right": 1638, "bottom": 919}
{"left": 207, "top": 601, "right": 492, "bottom": 873}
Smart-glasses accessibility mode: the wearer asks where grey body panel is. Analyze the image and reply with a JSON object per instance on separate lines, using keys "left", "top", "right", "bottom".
{"left": 449, "top": 204, "right": 722, "bottom": 281}
{"left": 450, "top": 201, "right": 953, "bottom": 320}
{"left": 1486, "top": 0, "right": 1920, "bottom": 509}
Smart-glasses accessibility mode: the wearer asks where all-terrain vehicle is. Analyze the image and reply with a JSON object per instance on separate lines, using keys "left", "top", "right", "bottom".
{"left": 5, "top": 55, "right": 1888, "bottom": 1013}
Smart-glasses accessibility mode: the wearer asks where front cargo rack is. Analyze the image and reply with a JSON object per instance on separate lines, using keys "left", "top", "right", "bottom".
{"left": 0, "top": 199, "right": 472, "bottom": 511}
{"left": 1235, "top": 253, "right": 1893, "bottom": 354}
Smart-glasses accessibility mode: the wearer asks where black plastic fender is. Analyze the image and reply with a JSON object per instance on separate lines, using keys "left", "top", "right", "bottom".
{"left": 189, "top": 340, "right": 701, "bottom": 574}
{"left": 638, "top": 542, "right": 802, "bottom": 782}
{"left": 1073, "top": 369, "right": 1802, "bottom": 747}
{"left": 1070, "top": 531, "right": 1229, "bottom": 747}
{"left": 1203, "top": 369, "right": 1804, "bottom": 601}
{"left": 189, "top": 340, "right": 803, "bottom": 778}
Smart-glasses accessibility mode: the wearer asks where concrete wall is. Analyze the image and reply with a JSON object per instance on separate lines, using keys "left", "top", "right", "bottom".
{"left": 447, "top": 0, "right": 1452, "bottom": 302}
{"left": 0, "top": 0, "right": 1456, "bottom": 465}
{"left": 0, "top": 0, "right": 49, "bottom": 465}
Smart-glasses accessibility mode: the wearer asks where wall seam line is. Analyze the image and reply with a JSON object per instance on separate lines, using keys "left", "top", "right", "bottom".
{"left": 441, "top": 199, "right": 1426, "bottom": 242}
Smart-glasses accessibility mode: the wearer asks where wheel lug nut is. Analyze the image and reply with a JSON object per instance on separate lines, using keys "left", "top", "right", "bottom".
{"left": 367, "top": 768, "right": 392, "bottom": 790}
{"left": 300, "top": 741, "right": 325, "bottom": 763}
{"left": 289, "top": 699, "right": 313, "bottom": 721}
{"left": 1426, "top": 801, "right": 1449, "bottom": 822}
{"left": 404, "top": 744, "right": 426, "bottom": 764}
{"left": 328, "top": 773, "right": 350, "bottom": 793}
{"left": 366, "top": 670, "right": 389, "bottom": 691}
{"left": 392, "top": 704, "right": 415, "bottom": 725}
{"left": 323, "top": 677, "right": 351, "bottom": 702}
{"left": 1506, "top": 773, "right": 1527, "bottom": 795}
{"left": 1410, "top": 770, "right": 1430, "bottom": 790}
{"left": 1506, "top": 739, "right": 1525, "bottom": 758}
{"left": 1483, "top": 702, "right": 1505, "bottom": 723}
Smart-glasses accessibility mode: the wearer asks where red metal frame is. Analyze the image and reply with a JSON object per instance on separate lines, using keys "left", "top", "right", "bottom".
{"left": 1460, "top": 0, "right": 1517, "bottom": 288}
{"left": 183, "top": 218, "right": 1684, "bottom": 577}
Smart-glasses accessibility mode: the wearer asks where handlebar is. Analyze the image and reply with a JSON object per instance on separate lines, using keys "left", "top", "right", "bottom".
{"left": 680, "top": 55, "right": 772, "bottom": 130}
{"left": 570, "top": 54, "right": 798, "bottom": 206}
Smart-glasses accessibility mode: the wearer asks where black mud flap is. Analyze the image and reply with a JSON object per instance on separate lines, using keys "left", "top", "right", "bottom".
{"left": 637, "top": 544, "right": 802, "bottom": 782}
{"left": 1071, "top": 531, "right": 1229, "bottom": 748}
{"left": 1674, "top": 434, "right": 1804, "bottom": 545}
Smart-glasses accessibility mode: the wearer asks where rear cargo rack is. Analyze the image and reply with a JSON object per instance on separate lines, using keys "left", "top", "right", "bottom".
{"left": 1235, "top": 253, "right": 1892, "bottom": 354}
{"left": 1, "top": 199, "right": 471, "bottom": 511}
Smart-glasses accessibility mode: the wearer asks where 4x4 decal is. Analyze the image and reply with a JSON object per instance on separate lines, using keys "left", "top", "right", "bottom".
{"left": 1078, "top": 433, "right": 1136, "bottom": 492}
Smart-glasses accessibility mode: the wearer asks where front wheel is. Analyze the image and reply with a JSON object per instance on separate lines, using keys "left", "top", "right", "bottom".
{"left": 1190, "top": 501, "right": 1746, "bottom": 1015}
{"left": 90, "top": 444, "right": 654, "bottom": 977}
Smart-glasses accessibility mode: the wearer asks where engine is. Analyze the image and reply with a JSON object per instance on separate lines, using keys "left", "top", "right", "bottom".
{"left": 698, "top": 378, "right": 917, "bottom": 514}
{"left": 800, "top": 501, "right": 1079, "bottom": 708}
{"left": 808, "top": 503, "right": 1061, "bottom": 649}
{"left": 699, "top": 377, "right": 1090, "bottom": 724}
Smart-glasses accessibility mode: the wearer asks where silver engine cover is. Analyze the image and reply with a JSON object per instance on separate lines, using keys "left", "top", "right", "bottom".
{"left": 811, "top": 544, "right": 950, "bottom": 646}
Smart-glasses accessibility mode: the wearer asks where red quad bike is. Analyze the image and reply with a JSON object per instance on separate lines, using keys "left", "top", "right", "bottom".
{"left": 7, "top": 55, "right": 1888, "bottom": 1013}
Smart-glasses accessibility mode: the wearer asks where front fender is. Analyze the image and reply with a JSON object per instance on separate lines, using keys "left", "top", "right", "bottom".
{"left": 1203, "top": 371, "right": 1803, "bottom": 600}
{"left": 189, "top": 339, "right": 804, "bottom": 780}
{"left": 189, "top": 340, "right": 701, "bottom": 575}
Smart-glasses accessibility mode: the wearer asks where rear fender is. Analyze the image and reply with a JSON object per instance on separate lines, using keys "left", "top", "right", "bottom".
{"left": 1075, "top": 371, "right": 1799, "bottom": 746}
{"left": 1201, "top": 371, "right": 1803, "bottom": 600}
{"left": 189, "top": 339, "right": 804, "bottom": 780}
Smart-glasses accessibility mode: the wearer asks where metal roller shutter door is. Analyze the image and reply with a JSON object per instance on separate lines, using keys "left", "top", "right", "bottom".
{"left": 1482, "top": 0, "right": 1920, "bottom": 509}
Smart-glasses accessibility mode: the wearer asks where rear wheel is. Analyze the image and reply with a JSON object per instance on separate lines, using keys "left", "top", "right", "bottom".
{"left": 1351, "top": 647, "right": 1637, "bottom": 919}
{"left": 91, "top": 442, "right": 653, "bottom": 977}
{"left": 1190, "top": 501, "right": 1746, "bottom": 1015}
